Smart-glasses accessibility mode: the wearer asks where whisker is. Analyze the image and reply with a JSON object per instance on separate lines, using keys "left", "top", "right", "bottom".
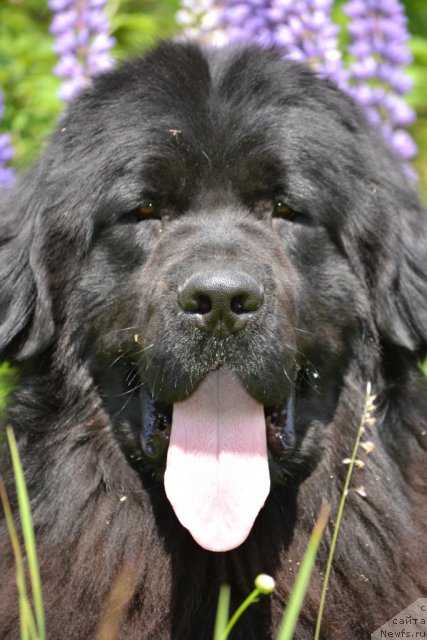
{"left": 113, "top": 380, "right": 144, "bottom": 400}
{"left": 103, "top": 326, "right": 140, "bottom": 336}
{"left": 109, "top": 346, "right": 135, "bottom": 368}
{"left": 113, "top": 386, "right": 140, "bottom": 417}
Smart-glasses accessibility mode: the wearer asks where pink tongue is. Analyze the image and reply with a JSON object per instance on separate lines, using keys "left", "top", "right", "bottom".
{"left": 164, "top": 368, "right": 270, "bottom": 552}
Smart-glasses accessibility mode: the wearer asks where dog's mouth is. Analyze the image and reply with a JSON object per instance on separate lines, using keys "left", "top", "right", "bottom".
{"left": 140, "top": 391, "right": 295, "bottom": 462}
{"left": 139, "top": 368, "right": 295, "bottom": 552}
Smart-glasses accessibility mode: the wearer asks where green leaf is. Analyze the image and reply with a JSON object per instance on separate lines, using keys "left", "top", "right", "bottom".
{"left": 213, "top": 585, "right": 231, "bottom": 640}
{"left": 7, "top": 428, "right": 46, "bottom": 640}
{"left": 277, "top": 504, "right": 330, "bottom": 640}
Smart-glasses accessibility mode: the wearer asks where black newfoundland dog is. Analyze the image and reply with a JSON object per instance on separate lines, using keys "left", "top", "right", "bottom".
{"left": 0, "top": 41, "right": 426, "bottom": 639}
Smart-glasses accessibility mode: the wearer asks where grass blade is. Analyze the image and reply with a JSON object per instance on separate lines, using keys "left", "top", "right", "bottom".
{"left": 0, "top": 479, "right": 38, "bottom": 640}
{"left": 213, "top": 585, "right": 230, "bottom": 640}
{"left": 314, "top": 383, "right": 375, "bottom": 640}
{"left": 0, "top": 362, "right": 18, "bottom": 412}
{"left": 277, "top": 503, "right": 330, "bottom": 640}
{"left": 6, "top": 427, "right": 45, "bottom": 640}
{"left": 95, "top": 563, "right": 140, "bottom": 640}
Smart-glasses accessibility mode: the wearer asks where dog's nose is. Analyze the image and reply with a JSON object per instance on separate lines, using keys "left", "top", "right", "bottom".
{"left": 178, "top": 270, "right": 263, "bottom": 336}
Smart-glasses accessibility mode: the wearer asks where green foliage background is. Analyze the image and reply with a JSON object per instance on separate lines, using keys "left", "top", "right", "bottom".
{"left": 0, "top": 0, "right": 180, "bottom": 170}
{"left": 0, "top": 0, "right": 426, "bottom": 198}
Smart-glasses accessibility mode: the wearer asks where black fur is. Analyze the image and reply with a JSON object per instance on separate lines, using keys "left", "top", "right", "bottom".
{"left": 0, "top": 42, "right": 426, "bottom": 639}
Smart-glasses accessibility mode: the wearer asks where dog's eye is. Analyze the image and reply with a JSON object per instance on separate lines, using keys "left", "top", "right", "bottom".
{"left": 273, "top": 199, "right": 294, "bottom": 219}
{"left": 135, "top": 201, "right": 161, "bottom": 221}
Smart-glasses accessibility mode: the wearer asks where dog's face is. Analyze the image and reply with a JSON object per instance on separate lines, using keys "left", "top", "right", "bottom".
{"left": 2, "top": 43, "right": 426, "bottom": 552}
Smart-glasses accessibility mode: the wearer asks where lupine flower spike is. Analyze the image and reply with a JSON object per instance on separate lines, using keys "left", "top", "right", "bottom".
{"left": 216, "top": 0, "right": 345, "bottom": 86}
{"left": 49, "top": 0, "right": 115, "bottom": 101}
{"left": 0, "top": 90, "right": 15, "bottom": 189}
{"left": 177, "top": 0, "right": 344, "bottom": 83}
{"left": 344, "top": 0, "right": 417, "bottom": 162}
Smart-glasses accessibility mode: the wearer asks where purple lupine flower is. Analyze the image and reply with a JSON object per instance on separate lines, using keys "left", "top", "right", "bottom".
{"left": 344, "top": 0, "right": 416, "bottom": 160}
{"left": 0, "top": 91, "right": 15, "bottom": 189}
{"left": 217, "top": 0, "right": 275, "bottom": 48}
{"left": 49, "top": 0, "right": 115, "bottom": 101}
{"left": 269, "top": 0, "right": 345, "bottom": 85}
{"left": 178, "top": 1, "right": 345, "bottom": 86}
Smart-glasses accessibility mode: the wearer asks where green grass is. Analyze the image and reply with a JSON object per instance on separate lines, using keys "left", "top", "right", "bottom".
{"left": 0, "top": 428, "right": 45, "bottom": 640}
{"left": 277, "top": 504, "right": 330, "bottom": 640}
{"left": 0, "top": 362, "right": 18, "bottom": 413}
{"left": 212, "top": 504, "right": 330, "bottom": 640}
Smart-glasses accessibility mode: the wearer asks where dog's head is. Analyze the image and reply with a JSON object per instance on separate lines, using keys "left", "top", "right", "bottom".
{"left": 1, "top": 42, "right": 426, "bottom": 551}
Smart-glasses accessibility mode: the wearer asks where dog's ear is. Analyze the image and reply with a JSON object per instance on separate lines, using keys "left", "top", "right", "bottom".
{"left": 0, "top": 176, "right": 55, "bottom": 361}
{"left": 376, "top": 197, "right": 427, "bottom": 355}
{"left": 340, "top": 138, "right": 427, "bottom": 357}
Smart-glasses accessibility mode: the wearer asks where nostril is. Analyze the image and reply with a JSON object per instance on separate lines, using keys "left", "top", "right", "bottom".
{"left": 195, "top": 294, "right": 212, "bottom": 315}
{"left": 230, "top": 295, "right": 245, "bottom": 315}
{"left": 230, "top": 290, "right": 263, "bottom": 315}
{"left": 178, "top": 287, "right": 213, "bottom": 315}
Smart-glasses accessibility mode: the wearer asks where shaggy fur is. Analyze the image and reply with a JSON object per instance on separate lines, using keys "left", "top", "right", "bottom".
{"left": 0, "top": 42, "right": 426, "bottom": 639}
